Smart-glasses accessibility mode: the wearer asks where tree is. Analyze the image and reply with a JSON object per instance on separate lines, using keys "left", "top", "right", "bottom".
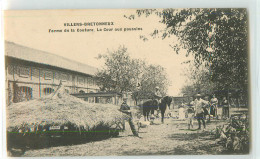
{"left": 95, "top": 46, "right": 143, "bottom": 93}
{"left": 130, "top": 8, "right": 249, "bottom": 100}
{"left": 132, "top": 64, "right": 170, "bottom": 102}
{"left": 95, "top": 46, "right": 170, "bottom": 103}
{"left": 181, "top": 63, "right": 216, "bottom": 97}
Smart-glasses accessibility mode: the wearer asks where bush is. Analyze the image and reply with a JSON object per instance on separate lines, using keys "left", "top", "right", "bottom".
{"left": 215, "top": 113, "right": 249, "bottom": 153}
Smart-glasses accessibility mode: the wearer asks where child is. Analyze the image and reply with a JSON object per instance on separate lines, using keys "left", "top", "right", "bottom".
{"left": 186, "top": 106, "right": 195, "bottom": 130}
{"left": 186, "top": 97, "right": 195, "bottom": 130}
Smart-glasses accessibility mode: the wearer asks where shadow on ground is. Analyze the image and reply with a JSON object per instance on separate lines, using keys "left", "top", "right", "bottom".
{"left": 168, "top": 131, "right": 215, "bottom": 141}
{"left": 7, "top": 130, "right": 120, "bottom": 157}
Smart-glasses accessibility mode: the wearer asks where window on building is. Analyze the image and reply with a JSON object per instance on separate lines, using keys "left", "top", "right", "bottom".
{"left": 86, "top": 77, "right": 89, "bottom": 86}
{"left": 78, "top": 77, "right": 84, "bottom": 85}
{"left": 44, "top": 71, "right": 53, "bottom": 80}
{"left": 88, "top": 78, "right": 93, "bottom": 86}
{"left": 106, "top": 98, "right": 111, "bottom": 104}
{"left": 95, "top": 97, "right": 99, "bottom": 103}
{"left": 79, "top": 90, "right": 85, "bottom": 94}
{"left": 65, "top": 89, "right": 70, "bottom": 93}
{"left": 60, "top": 73, "right": 68, "bottom": 82}
{"left": 89, "top": 97, "right": 95, "bottom": 103}
{"left": 20, "top": 86, "right": 32, "bottom": 100}
{"left": 43, "top": 88, "right": 54, "bottom": 95}
{"left": 19, "top": 67, "right": 30, "bottom": 78}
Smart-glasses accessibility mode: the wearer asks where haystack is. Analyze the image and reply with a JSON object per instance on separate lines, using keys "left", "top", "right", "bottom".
{"left": 7, "top": 83, "right": 126, "bottom": 134}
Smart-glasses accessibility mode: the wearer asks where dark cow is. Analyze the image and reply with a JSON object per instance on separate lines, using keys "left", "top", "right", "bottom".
{"left": 159, "top": 96, "right": 172, "bottom": 123}
{"left": 142, "top": 99, "right": 158, "bottom": 121}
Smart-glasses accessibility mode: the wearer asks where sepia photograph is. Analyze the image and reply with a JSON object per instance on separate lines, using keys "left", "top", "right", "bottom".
{"left": 4, "top": 8, "right": 250, "bottom": 157}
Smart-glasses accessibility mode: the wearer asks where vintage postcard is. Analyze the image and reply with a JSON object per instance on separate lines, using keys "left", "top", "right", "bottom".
{"left": 4, "top": 9, "right": 250, "bottom": 157}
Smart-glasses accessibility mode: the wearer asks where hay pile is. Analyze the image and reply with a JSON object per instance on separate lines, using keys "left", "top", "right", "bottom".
{"left": 7, "top": 83, "right": 125, "bottom": 133}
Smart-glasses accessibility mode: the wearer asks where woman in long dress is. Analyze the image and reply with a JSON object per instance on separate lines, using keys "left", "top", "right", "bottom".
{"left": 210, "top": 94, "right": 218, "bottom": 119}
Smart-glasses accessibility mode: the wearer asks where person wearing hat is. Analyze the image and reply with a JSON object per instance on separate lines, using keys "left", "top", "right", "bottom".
{"left": 119, "top": 97, "right": 139, "bottom": 137}
{"left": 154, "top": 86, "right": 163, "bottom": 103}
{"left": 155, "top": 86, "right": 162, "bottom": 97}
{"left": 152, "top": 86, "right": 162, "bottom": 118}
{"left": 194, "top": 94, "right": 208, "bottom": 130}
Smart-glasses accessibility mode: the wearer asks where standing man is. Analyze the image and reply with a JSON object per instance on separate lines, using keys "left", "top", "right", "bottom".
{"left": 119, "top": 97, "right": 139, "bottom": 137}
{"left": 194, "top": 94, "right": 208, "bottom": 130}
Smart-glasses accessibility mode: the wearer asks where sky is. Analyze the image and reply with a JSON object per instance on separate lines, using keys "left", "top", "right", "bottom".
{"left": 4, "top": 9, "right": 193, "bottom": 96}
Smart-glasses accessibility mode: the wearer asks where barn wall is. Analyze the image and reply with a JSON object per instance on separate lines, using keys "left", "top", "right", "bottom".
{"left": 6, "top": 60, "right": 99, "bottom": 104}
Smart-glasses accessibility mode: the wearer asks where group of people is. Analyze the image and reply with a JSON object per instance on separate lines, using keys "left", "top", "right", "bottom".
{"left": 185, "top": 93, "right": 230, "bottom": 130}
{"left": 119, "top": 86, "right": 231, "bottom": 137}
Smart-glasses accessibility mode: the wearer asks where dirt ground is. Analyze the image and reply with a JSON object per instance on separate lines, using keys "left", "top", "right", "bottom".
{"left": 19, "top": 118, "right": 230, "bottom": 157}
{"left": 9, "top": 107, "right": 248, "bottom": 157}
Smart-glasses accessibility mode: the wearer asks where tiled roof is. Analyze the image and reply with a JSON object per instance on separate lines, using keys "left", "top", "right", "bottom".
{"left": 5, "top": 41, "right": 98, "bottom": 76}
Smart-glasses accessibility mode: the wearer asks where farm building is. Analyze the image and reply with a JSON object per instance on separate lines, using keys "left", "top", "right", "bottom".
{"left": 5, "top": 41, "right": 100, "bottom": 105}
{"left": 71, "top": 91, "right": 134, "bottom": 106}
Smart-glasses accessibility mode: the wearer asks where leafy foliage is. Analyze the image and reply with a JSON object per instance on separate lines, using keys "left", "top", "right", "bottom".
{"left": 95, "top": 46, "right": 143, "bottom": 92}
{"left": 95, "top": 46, "right": 170, "bottom": 100}
{"left": 215, "top": 114, "right": 249, "bottom": 153}
{"left": 131, "top": 8, "right": 248, "bottom": 100}
{"left": 132, "top": 64, "right": 170, "bottom": 100}
{"left": 181, "top": 63, "right": 216, "bottom": 97}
